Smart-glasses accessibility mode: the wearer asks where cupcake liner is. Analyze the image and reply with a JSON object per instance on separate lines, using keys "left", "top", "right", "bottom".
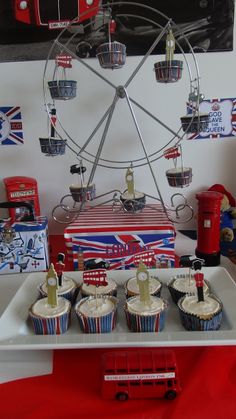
{"left": 29, "top": 306, "right": 71, "bottom": 335}
{"left": 124, "top": 297, "right": 167, "bottom": 333}
{"left": 125, "top": 277, "right": 162, "bottom": 300}
{"left": 168, "top": 276, "right": 210, "bottom": 304}
{"left": 178, "top": 294, "right": 223, "bottom": 331}
{"left": 38, "top": 283, "right": 79, "bottom": 304}
{"left": 75, "top": 296, "right": 118, "bottom": 334}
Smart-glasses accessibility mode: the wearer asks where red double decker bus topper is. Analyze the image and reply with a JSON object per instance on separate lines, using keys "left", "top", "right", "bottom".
{"left": 133, "top": 250, "right": 155, "bottom": 267}
{"left": 55, "top": 54, "right": 72, "bottom": 68}
{"left": 194, "top": 272, "right": 204, "bottom": 288}
{"left": 163, "top": 147, "right": 181, "bottom": 160}
{"left": 83, "top": 269, "right": 108, "bottom": 287}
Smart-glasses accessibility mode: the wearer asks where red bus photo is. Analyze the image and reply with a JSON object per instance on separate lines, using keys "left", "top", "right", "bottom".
{"left": 102, "top": 350, "right": 181, "bottom": 401}
{"left": 13, "top": 0, "right": 100, "bottom": 29}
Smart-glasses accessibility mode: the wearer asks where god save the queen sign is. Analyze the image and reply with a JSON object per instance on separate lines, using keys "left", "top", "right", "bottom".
{"left": 187, "top": 98, "right": 236, "bottom": 140}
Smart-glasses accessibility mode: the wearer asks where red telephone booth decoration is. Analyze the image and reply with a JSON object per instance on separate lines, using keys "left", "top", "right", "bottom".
{"left": 3, "top": 176, "right": 40, "bottom": 221}
{"left": 195, "top": 190, "right": 223, "bottom": 266}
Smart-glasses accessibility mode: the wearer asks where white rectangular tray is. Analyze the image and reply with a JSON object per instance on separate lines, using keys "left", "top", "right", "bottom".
{"left": 0, "top": 267, "right": 236, "bottom": 350}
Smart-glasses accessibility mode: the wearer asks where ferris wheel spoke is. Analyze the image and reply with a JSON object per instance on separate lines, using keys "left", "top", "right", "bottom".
{"left": 124, "top": 20, "right": 171, "bottom": 89}
{"left": 86, "top": 92, "right": 119, "bottom": 187}
{"left": 129, "top": 97, "right": 182, "bottom": 141}
{"left": 123, "top": 88, "right": 167, "bottom": 214}
{"left": 54, "top": 39, "right": 117, "bottom": 91}
{"left": 77, "top": 103, "right": 117, "bottom": 157}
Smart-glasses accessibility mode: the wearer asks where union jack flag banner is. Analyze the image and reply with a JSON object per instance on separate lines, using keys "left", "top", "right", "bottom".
{"left": 187, "top": 98, "right": 236, "bottom": 140}
{"left": 64, "top": 204, "right": 176, "bottom": 270}
{"left": 0, "top": 106, "right": 24, "bottom": 145}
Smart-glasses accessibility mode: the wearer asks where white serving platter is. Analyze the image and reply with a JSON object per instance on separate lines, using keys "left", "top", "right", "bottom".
{"left": 0, "top": 267, "right": 236, "bottom": 350}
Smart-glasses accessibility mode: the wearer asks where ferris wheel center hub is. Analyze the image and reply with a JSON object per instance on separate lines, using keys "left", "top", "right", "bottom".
{"left": 116, "top": 86, "right": 126, "bottom": 99}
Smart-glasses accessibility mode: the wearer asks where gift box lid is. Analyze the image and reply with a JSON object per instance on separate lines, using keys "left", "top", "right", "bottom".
{"left": 64, "top": 205, "right": 175, "bottom": 236}
{"left": 0, "top": 216, "right": 48, "bottom": 232}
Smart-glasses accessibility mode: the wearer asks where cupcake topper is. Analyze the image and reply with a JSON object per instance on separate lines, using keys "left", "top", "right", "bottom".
{"left": 70, "top": 161, "right": 87, "bottom": 189}
{"left": 46, "top": 263, "right": 58, "bottom": 308}
{"left": 136, "top": 261, "right": 151, "bottom": 305}
{"left": 165, "top": 28, "right": 175, "bottom": 62}
{"left": 55, "top": 252, "right": 65, "bottom": 287}
{"left": 194, "top": 272, "right": 204, "bottom": 302}
{"left": 126, "top": 167, "right": 135, "bottom": 197}
{"left": 83, "top": 268, "right": 108, "bottom": 307}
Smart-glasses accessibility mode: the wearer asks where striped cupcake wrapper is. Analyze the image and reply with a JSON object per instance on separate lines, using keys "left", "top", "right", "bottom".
{"left": 38, "top": 284, "right": 79, "bottom": 304}
{"left": 125, "top": 279, "right": 162, "bottom": 300}
{"left": 29, "top": 309, "right": 71, "bottom": 335}
{"left": 75, "top": 296, "right": 118, "bottom": 334}
{"left": 178, "top": 295, "right": 223, "bottom": 331}
{"left": 168, "top": 277, "right": 211, "bottom": 305}
{"left": 124, "top": 304, "right": 166, "bottom": 333}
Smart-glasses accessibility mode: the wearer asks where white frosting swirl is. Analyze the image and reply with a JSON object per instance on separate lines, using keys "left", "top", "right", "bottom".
{"left": 76, "top": 297, "right": 116, "bottom": 317}
{"left": 171, "top": 275, "right": 209, "bottom": 295}
{"left": 40, "top": 276, "right": 76, "bottom": 295}
{"left": 126, "top": 276, "right": 161, "bottom": 295}
{"left": 31, "top": 297, "right": 71, "bottom": 318}
{"left": 126, "top": 295, "right": 165, "bottom": 316}
{"left": 180, "top": 295, "right": 221, "bottom": 317}
{"left": 121, "top": 190, "right": 144, "bottom": 200}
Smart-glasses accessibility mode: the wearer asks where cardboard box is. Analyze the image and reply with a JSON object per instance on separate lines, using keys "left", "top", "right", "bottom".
{"left": 0, "top": 216, "right": 49, "bottom": 274}
{"left": 64, "top": 205, "right": 175, "bottom": 270}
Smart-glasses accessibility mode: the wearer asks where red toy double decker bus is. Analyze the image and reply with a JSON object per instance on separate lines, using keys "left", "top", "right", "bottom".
{"left": 102, "top": 350, "right": 181, "bottom": 401}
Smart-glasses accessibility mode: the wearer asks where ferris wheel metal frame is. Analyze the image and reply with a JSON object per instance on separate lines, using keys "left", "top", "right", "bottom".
{"left": 42, "top": 1, "right": 203, "bottom": 224}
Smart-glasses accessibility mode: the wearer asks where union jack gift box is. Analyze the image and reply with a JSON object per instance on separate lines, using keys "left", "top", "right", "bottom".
{"left": 64, "top": 205, "right": 175, "bottom": 270}
{"left": 0, "top": 217, "right": 49, "bottom": 274}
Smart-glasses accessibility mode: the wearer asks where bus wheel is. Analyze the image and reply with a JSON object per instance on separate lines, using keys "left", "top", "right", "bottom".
{"left": 164, "top": 390, "right": 177, "bottom": 400}
{"left": 116, "top": 392, "right": 128, "bottom": 401}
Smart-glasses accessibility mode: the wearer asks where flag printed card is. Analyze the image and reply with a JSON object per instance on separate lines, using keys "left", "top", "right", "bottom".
{"left": 0, "top": 106, "right": 24, "bottom": 145}
{"left": 187, "top": 98, "right": 236, "bottom": 140}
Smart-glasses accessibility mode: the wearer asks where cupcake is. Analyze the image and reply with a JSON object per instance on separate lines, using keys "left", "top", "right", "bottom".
{"left": 38, "top": 275, "right": 79, "bottom": 304}
{"left": 29, "top": 263, "right": 71, "bottom": 335}
{"left": 124, "top": 295, "right": 167, "bottom": 333}
{"left": 168, "top": 274, "right": 210, "bottom": 304}
{"left": 29, "top": 296, "right": 71, "bottom": 335}
{"left": 75, "top": 295, "right": 118, "bottom": 333}
{"left": 81, "top": 277, "right": 117, "bottom": 298}
{"left": 125, "top": 275, "right": 162, "bottom": 298}
{"left": 178, "top": 293, "right": 223, "bottom": 331}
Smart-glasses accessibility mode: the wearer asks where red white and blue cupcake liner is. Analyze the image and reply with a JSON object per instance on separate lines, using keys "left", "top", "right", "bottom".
{"left": 177, "top": 295, "right": 223, "bottom": 331}
{"left": 75, "top": 296, "right": 118, "bottom": 334}
{"left": 168, "top": 276, "right": 210, "bottom": 304}
{"left": 38, "top": 282, "right": 79, "bottom": 304}
{"left": 125, "top": 278, "right": 162, "bottom": 299}
{"left": 124, "top": 297, "right": 167, "bottom": 333}
{"left": 29, "top": 303, "right": 71, "bottom": 335}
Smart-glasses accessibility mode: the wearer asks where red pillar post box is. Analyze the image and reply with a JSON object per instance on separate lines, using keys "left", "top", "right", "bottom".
{"left": 195, "top": 191, "right": 223, "bottom": 266}
{"left": 3, "top": 176, "right": 40, "bottom": 221}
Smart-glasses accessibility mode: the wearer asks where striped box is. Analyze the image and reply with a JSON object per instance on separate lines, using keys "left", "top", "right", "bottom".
{"left": 64, "top": 205, "right": 175, "bottom": 270}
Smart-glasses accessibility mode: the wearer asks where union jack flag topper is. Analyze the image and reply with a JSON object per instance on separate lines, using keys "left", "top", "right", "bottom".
{"left": 0, "top": 106, "right": 24, "bottom": 145}
{"left": 83, "top": 269, "right": 108, "bottom": 287}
